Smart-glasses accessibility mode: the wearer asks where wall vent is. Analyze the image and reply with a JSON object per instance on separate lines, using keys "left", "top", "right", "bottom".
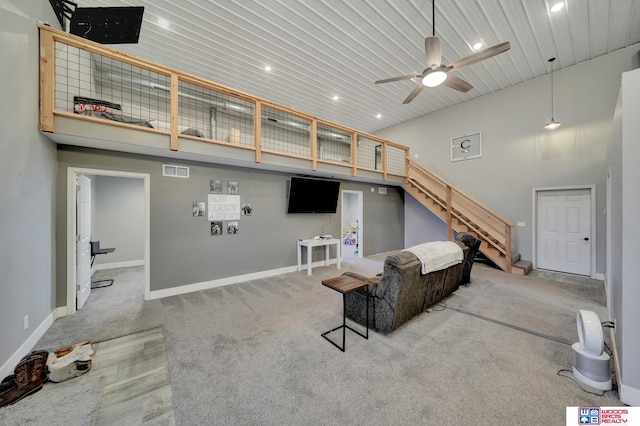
{"left": 163, "top": 164, "right": 189, "bottom": 178}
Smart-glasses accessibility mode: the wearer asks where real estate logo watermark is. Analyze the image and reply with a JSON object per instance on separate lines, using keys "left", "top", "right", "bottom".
{"left": 567, "top": 406, "right": 639, "bottom": 425}
{"left": 578, "top": 407, "right": 600, "bottom": 425}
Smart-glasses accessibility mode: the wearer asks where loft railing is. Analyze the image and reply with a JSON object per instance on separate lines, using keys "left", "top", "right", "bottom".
{"left": 39, "top": 24, "right": 517, "bottom": 270}
{"left": 407, "top": 160, "right": 514, "bottom": 272}
{"left": 38, "top": 24, "right": 408, "bottom": 180}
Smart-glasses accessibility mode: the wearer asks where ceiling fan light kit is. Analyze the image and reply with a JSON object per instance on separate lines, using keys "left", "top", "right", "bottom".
{"left": 374, "top": 0, "right": 510, "bottom": 104}
{"left": 422, "top": 69, "right": 447, "bottom": 87}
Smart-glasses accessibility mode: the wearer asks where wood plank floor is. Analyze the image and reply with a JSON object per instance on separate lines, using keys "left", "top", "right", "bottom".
{"left": 90, "top": 328, "right": 175, "bottom": 425}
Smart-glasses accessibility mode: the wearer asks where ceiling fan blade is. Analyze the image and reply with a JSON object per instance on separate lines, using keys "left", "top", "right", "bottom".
{"left": 402, "top": 83, "right": 425, "bottom": 104}
{"left": 375, "top": 73, "right": 419, "bottom": 84}
{"left": 449, "top": 41, "right": 511, "bottom": 70}
{"left": 444, "top": 75, "right": 473, "bottom": 92}
{"left": 425, "top": 36, "right": 441, "bottom": 67}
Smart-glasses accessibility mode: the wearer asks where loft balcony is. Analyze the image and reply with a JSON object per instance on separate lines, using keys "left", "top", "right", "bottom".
{"left": 39, "top": 24, "right": 408, "bottom": 185}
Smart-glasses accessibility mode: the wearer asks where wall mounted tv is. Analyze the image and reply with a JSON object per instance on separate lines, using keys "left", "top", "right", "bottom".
{"left": 287, "top": 177, "right": 340, "bottom": 214}
{"left": 70, "top": 6, "right": 145, "bottom": 44}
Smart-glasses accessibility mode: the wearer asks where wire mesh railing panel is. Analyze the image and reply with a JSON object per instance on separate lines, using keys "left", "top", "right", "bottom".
{"left": 178, "top": 81, "right": 254, "bottom": 144}
{"left": 54, "top": 43, "right": 95, "bottom": 112}
{"left": 317, "top": 124, "right": 352, "bottom": 164}
{"left": 261, "top": 106, "right": 311, "bottom": 158}
{"left": 55, "top": 42, "right": 171, "bottom": 130}
{"left": 386, "top": 145, "right": 406, "bottom": 175}
{"left": 357, "top": 136, "right": 382, "bottom": 171}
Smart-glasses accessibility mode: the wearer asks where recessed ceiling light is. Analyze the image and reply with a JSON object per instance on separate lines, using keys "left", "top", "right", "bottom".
{"left": 264, "top": 66, "right": 272, "bottom": 71}
{"left": 332, "top": 95, "right": 339, "bottom": 101}
{"left": 472, "top": 42, "right": 483, "bottom": 51}
{"left": 550, "top": 2, "right": 565, "bottom": 12}
{"left": 376, "top": 114, "right": 382, "bottom": 119}
{"left": 157, "top": 18, "right": 169, "bottom": 29}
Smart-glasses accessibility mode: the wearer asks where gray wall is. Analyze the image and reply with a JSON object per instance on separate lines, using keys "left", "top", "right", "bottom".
{"left": 404, "top": 194, "right": 449, "bottom": 247}
{"left": 376, "top": 44, "right": 640, "bottom": 273}
{"left": 0, "top": 2, "right": 58, "bottom": 372}
{"left": 608, "top": 68, "right": 640, "bottom": 405}
{"left": 92, "top": 176, "right": 145, "bottom": 266}
{"left": 56, "top": 146, "right": 403, "bottom": 302}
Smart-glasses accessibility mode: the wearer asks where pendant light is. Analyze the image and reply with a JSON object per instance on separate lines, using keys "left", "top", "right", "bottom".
{"left": 544, "top": 57, "right": 561, "bottom": 130}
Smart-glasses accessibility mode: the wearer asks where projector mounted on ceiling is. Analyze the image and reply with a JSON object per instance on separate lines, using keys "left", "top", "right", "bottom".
{"left": 69, "top": 6, "right": 145, "bottom": 44}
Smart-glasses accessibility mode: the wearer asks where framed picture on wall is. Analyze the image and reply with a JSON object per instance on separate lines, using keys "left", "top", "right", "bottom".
{"left": 210, "top": 179, "right": 222, "bottom": 194}
{"left": 192, "top": 201, "right": 205, "bottom": 217}
{"left": 210, "top": 221, "right": 223, "bottom": 236}
{"left": 451, "top": 132, "right": 482, "bottom": 162}
{"left": 228, "top": 181, "right": 239, "bottom": 195}
{"left": 227, "top": 221, "right": 239, "bottom": 234}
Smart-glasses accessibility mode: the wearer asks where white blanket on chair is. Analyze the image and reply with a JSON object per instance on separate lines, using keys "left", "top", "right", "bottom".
{"left": 403, "top": 241, "right": 463, "bottom": 275}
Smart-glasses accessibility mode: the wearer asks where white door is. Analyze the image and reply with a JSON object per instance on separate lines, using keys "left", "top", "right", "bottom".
{"left": 341, "top": 191, "right": 363, "bottom": 259}
{"left": 537, "top": 189, "right": 591, "bottom": 275}
{"left": 76, "top": 174, "right": 92, "bottom": 309}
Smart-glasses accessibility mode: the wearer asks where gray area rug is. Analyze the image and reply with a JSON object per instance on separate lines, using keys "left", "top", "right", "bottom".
{"left": 0, "top": 257, "right": 623, "bottom": 425}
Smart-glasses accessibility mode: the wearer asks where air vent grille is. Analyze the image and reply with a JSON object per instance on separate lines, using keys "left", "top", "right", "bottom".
{"left": 163, "top": 164, "right": 189, "bottom": 178}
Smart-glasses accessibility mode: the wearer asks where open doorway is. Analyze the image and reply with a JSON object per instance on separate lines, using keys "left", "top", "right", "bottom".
{"left": 341, "top": 190, "right": 363, "bottom": 260}
{"left": 66, "top": 168, "right": 150, "bottom": 316}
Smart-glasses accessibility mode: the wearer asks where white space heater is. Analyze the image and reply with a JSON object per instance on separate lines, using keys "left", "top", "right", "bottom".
{"left": 572, "top": 310, "right": 612, "bottom": 391}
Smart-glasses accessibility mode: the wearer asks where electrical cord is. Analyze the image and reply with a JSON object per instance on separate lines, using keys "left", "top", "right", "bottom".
{"left": 601, "top": 321, "right": 615, "bottom": 329}
{"left": 557, "top": 369, "right": 607, "bottom": 396}
{"left": 429, "top": 302, "right": 447, "bottom": 312}
{"left": 320, "top": 214, "right": 331, "bottom": 237}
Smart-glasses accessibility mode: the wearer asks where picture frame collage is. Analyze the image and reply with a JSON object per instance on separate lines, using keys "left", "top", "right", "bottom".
{"left": 193, "top": 179, "right": 253, "bottom": 236}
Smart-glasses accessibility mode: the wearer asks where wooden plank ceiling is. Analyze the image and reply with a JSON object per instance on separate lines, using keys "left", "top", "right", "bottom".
{"left": 68, "top": 0, "right": 640, "bottom": 133}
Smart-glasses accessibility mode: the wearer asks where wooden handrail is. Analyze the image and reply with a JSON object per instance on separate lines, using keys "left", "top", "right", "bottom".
{"left": 407, "top": 159, "right": 515, "bottom": 272}
{"left": 408, "top": 159, "right": 514, "bottom": 227}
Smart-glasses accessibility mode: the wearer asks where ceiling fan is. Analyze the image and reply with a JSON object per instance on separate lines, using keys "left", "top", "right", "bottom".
{"left": 375, "top": 0, "right": 511, "bottom": 104}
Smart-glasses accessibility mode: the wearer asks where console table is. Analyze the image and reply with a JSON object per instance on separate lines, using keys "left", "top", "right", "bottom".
{"left": 297, "top": 238, "right": 341, "bottom": 276}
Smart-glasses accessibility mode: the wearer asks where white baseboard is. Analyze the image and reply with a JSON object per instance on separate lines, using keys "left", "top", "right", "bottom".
{"left": 150, "top": 265, "right": 299, "bottom": 299}
{"left": 594, "top": 272, "right": 605, "bottom": 280}
{"left": 620, "top": 383, "right": 640, "bottom": 406}
{"left": 54, "top": 306, "right": 67, "bottom": 319}
{"left": 94, "top": 259, "right": 145, "bottom": 271}
{"left": 608, "top": 329, "right": 640, "bottom": 405}
{"left": 0, "top": 312, "right": 54, "bottom": 379}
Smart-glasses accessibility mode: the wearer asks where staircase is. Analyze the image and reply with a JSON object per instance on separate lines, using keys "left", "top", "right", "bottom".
{"left": 405, "top": 160, "right": 531, "bottom": 275}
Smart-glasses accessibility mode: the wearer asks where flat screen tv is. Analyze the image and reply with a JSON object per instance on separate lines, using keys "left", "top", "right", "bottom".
{"left": 70, "top": 7, "right": 145, "bottom": 44}
{"left": 287, "top": 177, "right": 340, "bottom": 214}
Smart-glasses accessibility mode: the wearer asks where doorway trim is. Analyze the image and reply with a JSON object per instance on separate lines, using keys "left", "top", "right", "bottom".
{"left": 531, "top": 185, "right": 596, "bottom": 278}
{"left": 66, "top": 167, "right": 151, "bottom": 316}
{"left": 340, "top": 190, "right": 364, "bottom": 259}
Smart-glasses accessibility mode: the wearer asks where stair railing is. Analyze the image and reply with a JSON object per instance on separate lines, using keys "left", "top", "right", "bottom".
{"left": 407, "top": 159, "right": 514, "bottom": 272}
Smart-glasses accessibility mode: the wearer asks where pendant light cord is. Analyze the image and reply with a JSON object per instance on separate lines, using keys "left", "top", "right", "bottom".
{"left": 549, "top": 57, "right": 556, "bottom": 119}
{"left": 432, "top": 0, "right": 436, "bottom": 37}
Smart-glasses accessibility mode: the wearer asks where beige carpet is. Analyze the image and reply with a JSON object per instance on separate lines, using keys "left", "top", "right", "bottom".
{"left": 0, "top": 259, "right": 623, "bottom": 425}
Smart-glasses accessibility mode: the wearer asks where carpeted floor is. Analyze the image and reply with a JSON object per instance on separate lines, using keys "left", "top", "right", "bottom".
{"left": 0, "top": 257, "right": 623, "bottom": 425}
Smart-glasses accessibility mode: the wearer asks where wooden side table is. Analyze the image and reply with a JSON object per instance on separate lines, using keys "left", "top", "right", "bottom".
{"left": 321, "top": 275, "right": 369, "bottom": 352}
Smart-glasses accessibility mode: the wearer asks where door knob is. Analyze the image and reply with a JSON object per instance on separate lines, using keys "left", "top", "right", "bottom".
{"left": 584, "top": 237, "right": 589, "bottom": 241}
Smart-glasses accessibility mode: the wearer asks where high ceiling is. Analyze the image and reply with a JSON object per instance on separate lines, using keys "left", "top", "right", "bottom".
{"left": 66, "top": 0, "right": 640, "bottom": 133}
